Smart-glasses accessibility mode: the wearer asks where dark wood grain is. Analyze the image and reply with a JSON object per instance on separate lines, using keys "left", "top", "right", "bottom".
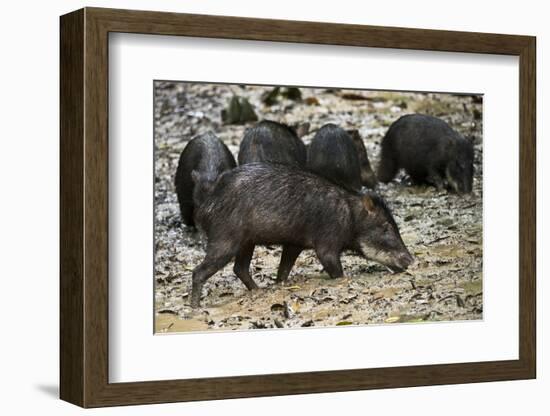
{"left": 59, "top": 8, "right": 84, "bottom": 406}
{"left": 518, "top": 38, "right": 536, "bottom": 376}
{"left": 89, "top": 7, "right": 532, "bottom": 55}
{"left": 83, "top": 10, "right": 110, "bottom": 406}
{"left": 59, "top": 7, "right": 537, "bottom": 408}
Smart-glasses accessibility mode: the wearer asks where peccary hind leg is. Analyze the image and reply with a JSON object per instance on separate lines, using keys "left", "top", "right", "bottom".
{"left": 191, "top": 243, "right": 235, "bottom": 307}
{"left": 233, "top": 244, "right": 259, "bottom": 290}
{"left": 377, "top": 154, "right": 399, "bottom": 183}
{"left": 276, "top": 244, "right": 302, "bottom": 283}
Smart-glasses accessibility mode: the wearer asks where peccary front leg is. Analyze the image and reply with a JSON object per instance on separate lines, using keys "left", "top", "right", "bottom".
{"left": 191, "top": 243, "right": 235, "bottom": 308}
{"left": 377, "top": 154, "right": 398, "bottom": 183}
{"left": 179, "top": 200, "right": 195, "bottom": 227}
{"left": 276, "top": 245, "right": 302, "bottom": 283}
{"left": 233, "top": 244, "right": 259, "bottom": 290}
{"left": 315, "top": 247, "right": 344, "bottom": 279}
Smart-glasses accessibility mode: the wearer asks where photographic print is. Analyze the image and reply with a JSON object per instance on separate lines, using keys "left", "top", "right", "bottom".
{"left": 60, "top": 9, "right": 535, "bottom": 406}
{"left": 154, "top": 81, "right": 483, "bottom": 333}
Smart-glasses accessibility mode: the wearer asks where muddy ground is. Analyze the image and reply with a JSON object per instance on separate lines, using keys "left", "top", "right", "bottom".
{"left": 154, "top": 82, "right": 483, "bottom": 333}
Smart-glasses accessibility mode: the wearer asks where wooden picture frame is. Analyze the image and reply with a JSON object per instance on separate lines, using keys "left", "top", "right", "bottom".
{"left": 60, "top": 7, "right": 536, "bottom": 408}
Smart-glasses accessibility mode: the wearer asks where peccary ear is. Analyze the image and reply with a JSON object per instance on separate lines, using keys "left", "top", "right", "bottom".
{"left": 362, "top": 194, "right": 376, "bottom": 213}
{"left": 293, "top": 122, "right": 310, "bottom": 138}
{"left": 191, "top": 170, "right": 201, "bottom": 184}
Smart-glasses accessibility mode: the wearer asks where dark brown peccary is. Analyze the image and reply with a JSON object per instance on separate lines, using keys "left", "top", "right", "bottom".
{"left": 174, "top": 132, "right": 236, "bottom": 227}
{"left": 347, "top": 129, "right": 378, "bottom": 189}
{"left": 191, "top": 163, "right": 413, "bottom": 307}
{"left": 307, "top": 124, "right": 363, "bottom": 192}
{"left": 377, "top": 114, "right": 474, "bottom": 193}
{"left": 238, "top": 120, "right": 309, "bottom": 167}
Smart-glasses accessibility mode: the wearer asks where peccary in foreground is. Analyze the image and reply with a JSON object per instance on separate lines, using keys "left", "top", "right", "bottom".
{"left": 191, "top": 163, "right": 413, "bottom": 307}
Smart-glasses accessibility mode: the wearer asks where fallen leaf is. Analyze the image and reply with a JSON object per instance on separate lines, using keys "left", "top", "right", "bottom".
{"left": 340, "top": 93, "right": 369, "bottom": 101}
{"left": 157, "top": 309, "right": 177, "bottom": 315}
{"left": 270, "top": 303, "right": 285, "bottom": 312}
{"left": 304, "top": 97, "right": 319, "bottom": 105}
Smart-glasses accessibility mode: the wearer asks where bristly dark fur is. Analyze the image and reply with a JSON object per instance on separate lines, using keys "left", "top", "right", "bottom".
{"left": 377, "top": 114, "right": 474, "bottom": 193}
{"left": 307, "top": 123, "right": 363, "bottom": 192}
{"left": 191, "top": 162, "right": 412, "bottom": 307}
{"left": 361, "top": 189, "right": 399, "bottom": 231}
{"left": 238, "top": 120, "right": 307, "bottom": 167}
{"left": 174, "top": 131, "right": 236, "bottom": 226}
{"left": 347, "top": 129, "right": 378, "bottom": 189}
